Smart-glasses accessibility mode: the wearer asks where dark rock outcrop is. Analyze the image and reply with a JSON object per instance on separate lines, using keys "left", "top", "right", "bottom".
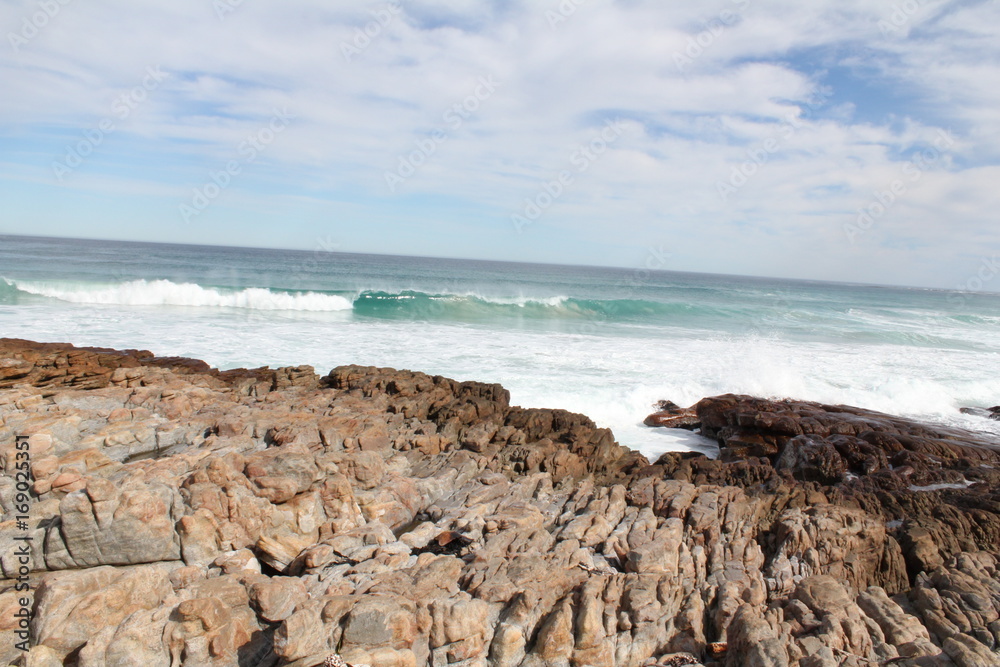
{"left": 961, "top": 406, "right": 1000, "bottom": 421}
{"left": 646, "top": 394, "right": 1000, "bottom": 581}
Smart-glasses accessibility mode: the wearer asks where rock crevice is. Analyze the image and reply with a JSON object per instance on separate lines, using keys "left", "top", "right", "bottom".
{"left": 0, "top": 340, "right": 997, "bottom": 666}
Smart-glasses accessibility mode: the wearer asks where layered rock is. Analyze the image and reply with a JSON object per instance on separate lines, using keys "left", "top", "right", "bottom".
{"left": 645, "top": 394, "right": 1000, "bottom": 665}
{"left": 0, "top": 339, "right": 997, "bottom": 666}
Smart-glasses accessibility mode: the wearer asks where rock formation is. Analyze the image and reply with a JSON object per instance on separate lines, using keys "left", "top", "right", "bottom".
{"left": 0, "top": 338, "right": 998, "bottom": 666}
{"left": 960, "top": 406, "right": 1000, "bottom": 422}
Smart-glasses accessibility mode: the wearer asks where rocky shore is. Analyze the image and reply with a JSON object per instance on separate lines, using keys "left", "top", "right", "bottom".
{"left": 0, "top": 338, "right": 998, "bottom": 667}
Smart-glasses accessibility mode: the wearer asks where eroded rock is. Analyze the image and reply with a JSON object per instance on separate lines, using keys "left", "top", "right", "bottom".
{"left": 0, "top": 340, "right": 997, "bottom": 666}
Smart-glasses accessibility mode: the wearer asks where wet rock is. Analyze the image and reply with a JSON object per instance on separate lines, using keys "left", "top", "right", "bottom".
{"left": 960, "top": 406, "right": 1000, "bottom": 421}
{"left": 774, "top": 436, "right": 847, "bottom": 484}
{"left": 644, "top": 400, "right": 701, "bottom": 430}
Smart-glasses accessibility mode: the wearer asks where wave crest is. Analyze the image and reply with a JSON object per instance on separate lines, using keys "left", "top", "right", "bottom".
{"left": 2, "top": 278, "right": 734, "bottom": 323}
{"left": 4, "top": 278, "right": 354, "bottom": 312}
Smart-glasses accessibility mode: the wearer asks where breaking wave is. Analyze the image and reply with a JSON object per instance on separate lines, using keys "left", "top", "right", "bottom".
{"left": 3, "top": 278, "right": 354, "bottom": 312}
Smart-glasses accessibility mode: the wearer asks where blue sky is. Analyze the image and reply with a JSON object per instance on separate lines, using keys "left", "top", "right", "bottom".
{"left": 1, "top": 0, "right": 999, "bottom": 288}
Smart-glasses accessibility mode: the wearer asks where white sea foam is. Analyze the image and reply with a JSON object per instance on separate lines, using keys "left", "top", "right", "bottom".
{"left": 381, "top": 292, "right": 573, "bottom": 308}
{"left": 908, "top": 480, "right": 976, "bottom": 492}
{"left": 5, "top": 300, "right": 997, "bottom": 461}
{"left": 437, "top": 293, "right": 574, "bottom": 310}
{"left": 490, "top": 295, "right": 570, "bottom": 307}
{"left": 4, "top": 268, "right": 1000, "bottom": 461}
{"left": 6, "top": 279, "right": 354, "bottom": 312}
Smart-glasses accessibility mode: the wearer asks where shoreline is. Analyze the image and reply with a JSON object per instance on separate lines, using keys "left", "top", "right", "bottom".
{"left": 6, "top": 235, "right": 1000, "bottom": 461}
{"left": 1, "top": 338, "right": 998, "bottom": 666}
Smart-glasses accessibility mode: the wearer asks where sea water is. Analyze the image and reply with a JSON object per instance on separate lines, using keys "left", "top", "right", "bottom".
{"left": 1, "top": 234, "right": 998, "bottom": 460}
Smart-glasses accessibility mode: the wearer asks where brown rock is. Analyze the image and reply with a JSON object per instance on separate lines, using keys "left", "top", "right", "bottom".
{"left": 248, "top": 576, "right": 307, "bottom": 622}
{"left": 643, "top": 400, "right": 701, "bottom": 430}
{"left": 31, "top": 564, "right": 175, "bottom": 660}
{"left": 4, "top": 341, "right": 999, "bottom": 667}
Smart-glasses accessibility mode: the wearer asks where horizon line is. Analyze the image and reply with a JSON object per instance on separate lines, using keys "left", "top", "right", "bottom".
{"left": 0, "top": 231, "right": 986, "bottom": 296}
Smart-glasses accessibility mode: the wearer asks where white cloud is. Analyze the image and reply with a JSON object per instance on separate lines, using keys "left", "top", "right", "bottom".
{"left": 0, "top": 0, "right": 998, "bottom": 287}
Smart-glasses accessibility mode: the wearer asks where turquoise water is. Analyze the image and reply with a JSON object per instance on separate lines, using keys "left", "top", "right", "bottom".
{"left": 2, "top": 234, "right": 998, "bottom": 458}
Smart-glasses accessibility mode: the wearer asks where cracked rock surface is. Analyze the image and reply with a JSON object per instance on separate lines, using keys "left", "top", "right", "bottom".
{"left": 1, "top": 339, "right": 998, "bottom": 666}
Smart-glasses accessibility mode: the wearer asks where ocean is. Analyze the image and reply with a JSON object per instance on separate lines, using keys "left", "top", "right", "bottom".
{"left": 1, "top": 234, "right": 998, "bottom": 460}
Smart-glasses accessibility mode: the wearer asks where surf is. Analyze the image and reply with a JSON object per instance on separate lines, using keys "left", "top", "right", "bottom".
{"left": 3, "top": 278, "right": 354, "bottom": 312}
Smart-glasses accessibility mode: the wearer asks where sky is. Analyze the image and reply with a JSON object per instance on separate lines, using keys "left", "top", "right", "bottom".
{"left": 1, "top": 0, "right": 999, "bottom": 289}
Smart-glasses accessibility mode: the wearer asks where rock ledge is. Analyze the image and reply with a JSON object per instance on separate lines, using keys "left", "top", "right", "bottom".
{"left": 0, "top": 339, "right": 997, "bottom": 667}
